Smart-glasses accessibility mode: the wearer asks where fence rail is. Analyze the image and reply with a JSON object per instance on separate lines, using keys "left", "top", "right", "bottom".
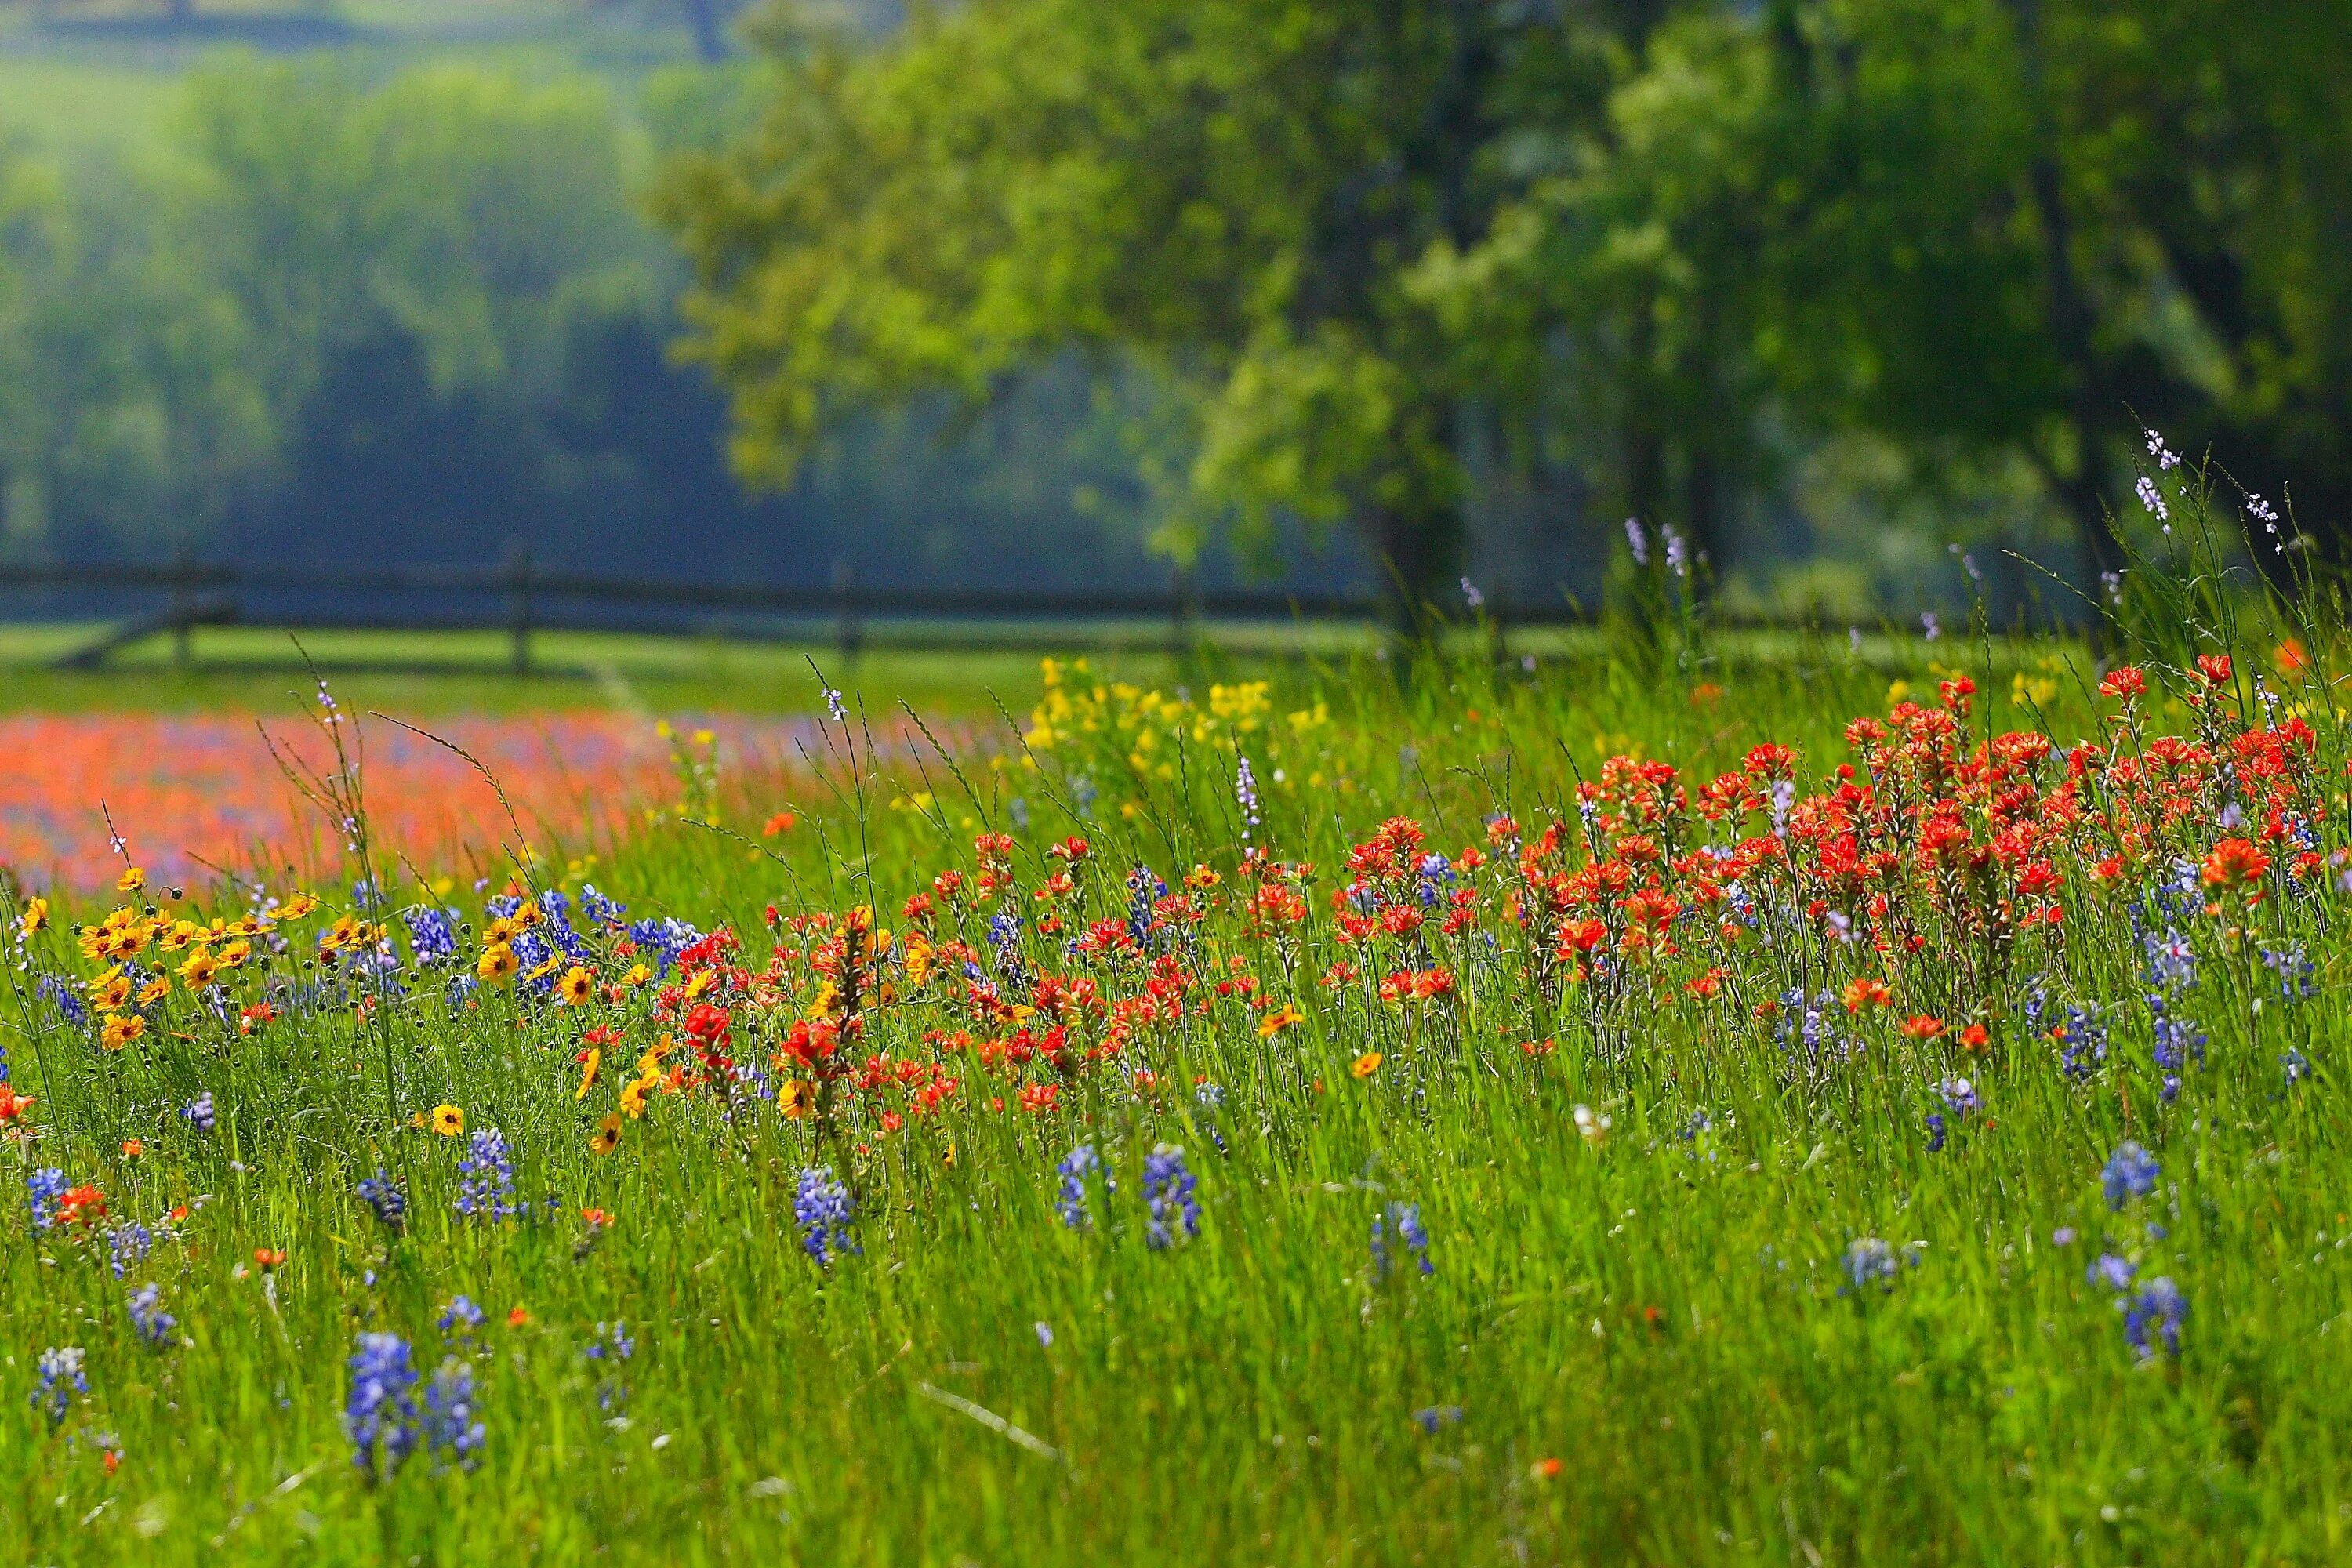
{"left": 0, "top": 553, "right": 1603, "bottom": 673}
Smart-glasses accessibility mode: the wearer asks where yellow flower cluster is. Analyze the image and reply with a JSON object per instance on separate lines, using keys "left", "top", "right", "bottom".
{"left": 1024, "top": 658, "right": 1326, "bottom": 782}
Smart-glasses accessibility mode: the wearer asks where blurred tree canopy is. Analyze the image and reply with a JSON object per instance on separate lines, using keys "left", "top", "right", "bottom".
{"left": 662, "top": 0, "right": 2352, "bottom": 617}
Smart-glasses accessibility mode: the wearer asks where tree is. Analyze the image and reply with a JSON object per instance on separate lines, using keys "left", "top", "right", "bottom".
{"left": 655, "top": 0, "right": 1640, "bottom": 634}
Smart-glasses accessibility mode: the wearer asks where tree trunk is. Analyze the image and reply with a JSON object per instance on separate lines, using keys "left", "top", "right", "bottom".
{"left": 2008, "top": 0, "right": 2126, "bottom": 595}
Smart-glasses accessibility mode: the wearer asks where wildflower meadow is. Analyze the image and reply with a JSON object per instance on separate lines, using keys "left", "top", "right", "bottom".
{"left": 6, "top": 469, "right": 2352, "bottom": 1564}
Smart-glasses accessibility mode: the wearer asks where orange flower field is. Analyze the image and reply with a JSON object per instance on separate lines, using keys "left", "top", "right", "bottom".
{"left": 0, "top": 712, "right": 819, "bottom": 896}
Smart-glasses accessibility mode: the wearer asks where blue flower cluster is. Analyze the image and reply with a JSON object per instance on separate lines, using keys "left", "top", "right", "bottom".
{"left": 1842, "top": 1236, "right": 1902, "bottom": 1291}
{"left": 2102, "top": 1142, "right": 2160, "bottom": 1209}
{"left": 438, "top": 1294, "right": 485, "bottom": 1335}
{"left": 1055, "top": 1142, "right": 1108, "bottom": 1230}
{"left": 33, "top": 1345, "right": 85, "bottom": 1425}
{"left": 345, "top": 1332, "right": 422, "bottom": 1477}
{"left": 403, "top": 906, "right": 459, "bottom": 968}
{"left": 794, "top": 1166, "right": 855, "bottom": 1265}
{"left": 422, "top": 1359, "right": 487, "bottom": 1466}
{"left": 28, "top": 1167, "right": 66, "bottom": 1230}
{"left": 181, "top": 1092, "right": 216, "bottom": 1133}
{"left": 2087, "top": 1253, "right": 2187, "bottom": 1359}
{"left": 1372, "top": 1202, "right": 1433, "bottom": 1279}
{"left": 358, "top": 1169, "right": 408, "bottom": 1231}
{"left": 128, "top": 1283, "right": 176, "bottom": 1347}
{"left": 107, "top": 1221, "right": 153, "bottom": 1279}
{"left": 626, "top": 916, "right": 702, "bottom": 978}
{"left": 1142, "top": 1144, "right": 1200, "bottom": 1250}
{"left": 37, "top": 972, "right": 87, "bottom": 1027}
{"left": 455, "top": 1128, "right": 519, "bottom": 1222}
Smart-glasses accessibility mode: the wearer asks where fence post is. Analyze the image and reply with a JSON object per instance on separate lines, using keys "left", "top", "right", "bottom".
{"left": 1169, "top": 563, "right": 1199, "bottom": 662}
{"left": 831, "top": 558, "right": 862, "bottom": 667}
{"left": 170, "top": 546, "right": 196, "bottom": 668}
{"left": 505, "top": 539, "right": 534, "bottom": 677}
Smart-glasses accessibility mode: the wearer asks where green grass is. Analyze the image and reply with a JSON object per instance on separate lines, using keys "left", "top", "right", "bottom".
{"left": 2, "top": 595, "right": 2347, "bottom": 1563}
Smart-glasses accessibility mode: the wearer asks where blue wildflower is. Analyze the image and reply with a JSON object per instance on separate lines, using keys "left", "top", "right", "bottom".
{"left": 2088, "top": 1253, "right": 2138, "bottom": 1292}
{"left": 1372, "top": 1202, "right": 1432, "bottom": 1279}
{"left": 1842, "top": 1237, "right": 1900, "bottom": 1290}
{"left": 181, "top": 1092, "right": 216, "bottom": 1133}
{"left": 37, "top": 973, "right": 88, "bottom": 1027}
{"left": 422, "top": 1358, "right": 486, "bottom": 1465}
{"left": 454, "top": 1129, "right": 518, "bottom": 1222}
{"left": 438, "top": 1295, "right": 485, "bottom": 1336}
{"left": 2055, "top": 1003, "right": 2110, "bottom": 1081}
{"left": 2123, "top": 1277, "right": 2187, "bottom": 1359}
{"left": 585, "top": 1321, "right": 634, "bottom": 1363}
{"left": 107, "top": 1221, "right": 153, "bottom": 1279}
{"left": 403, "top": 906, "right": 459, "bottom": 969}
{"left": 28, "top": 1167, "right": 66, "bottom": 1230}
{"left": 579, "top": 884, "right": 628, "bottom": 927}
{"left": 2103, "top": 1142, "right": 2160, "bottom": 1209}
{"left": 2282, "top": 1047, "right": 2313, "bottom": 1087}
{"left": 2261, "top": 944, "right": 2316, "bottom": 1002}
{"left": 127, "top": 1283, "right": 176, "bottom": 1348}
{"left": 32, "top": 1346, "right": 85, "bottom": 1425}
{"left": 1411, "top": 1404, "right": 1465, "bottom": 1434}
{"left": 358, "top": 1170, "right": 408, "bottom": 1231}
{"left": 1142, "top": 1143, "right": 1199, "bottom": 1249}
{"left": 793, "top": 1166, "right": 855, "bottom": 1265}
{"left": 1035, "top": 1321, "right": 1054, "bottom": 1347}
{"left": 1055, "top": 1142, "right": 1108, "bottom": 1230}
{"left": 344, "top": 1332, "right": 420, "bottom": 1478}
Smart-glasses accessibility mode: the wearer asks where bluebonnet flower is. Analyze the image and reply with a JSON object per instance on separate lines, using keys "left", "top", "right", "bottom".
{"left": 1034, "top": 1321, "right": 1054, "bottom": 1347}
{"left": 1056, "top": 1142, "right": 1106, "bottom": 1230}
{"left": 1190, "top": 1080, "right": 1231, "bottom": 1158}
{"left": 1236, "top": 757, "right": 1261, "bottom": 841}
{"left": 454, "top": 1128, "right": 519, "bottom": 1222}
{"left": 2122, "top": 1277, "right": 2187, "bottom": 1359}
{"left": 2088, "top": 1253, "right": 2137, "bottom": 1292}
{"left": 2283, "top": 1047, "right": 2313, "bottom": 1087}
{"left": 1371, "top": 1203, "right": 1432, "bottom": 1279}
{"left": 2051, "top": 1226, "right": 2077, "bottom": 1247}
{"left": 624, "top": 917, "right": 702, "bottom": 978}
{"left": 28, "top": 1167, "right": 67, "bottom": 1230}
{"left": 794, "top": 1166, "right": 855, "bottom": 1265}
{"left": 579, "top": 884, "right": 627, "bottom": 928}
{"left": 1461, "top": 576, "right": 1483, "bottom": 609}
{"left": 422, "top": 1359, "right": 486, "bottom": 1465}
{"left": 37, "top": 972, "right": 88, "bottom": 1027}
{"left": 2261, "top": 944, "right": 2317, "bottom": 1002}
{"left": 404, "top": 906, "right": 459, "bottom": 968}
{"left": 2054, "top": 1003, "right": 2110, "bottom": 1082}
{"left": 2149, "top": 1005, "right": 2205, "bottom": 1102}
{"left": 1142, "top": 1144, "right": 1199, "bottom": 1249}
{"left": 1923, "top": 1112, "right": 1947, "bottom": 1155}
{"left": 1125, "top": 866, "right": 1166, "bottom": 946}
{"left": 1412, "top": 1404, "right": 1466, "bottom": 1434}
{"left": 1624, "top": 517, "right": 1650, "bottom": 567}
{"left": 586, "top": 1320, "right": 634, "bottom": 1410}
{"left": 2103, "top": 1142, "right": 2160, "bottom": 1209}
{"left": 107, "top": 1221, "right": 153, "bottom": 1279}
{"left": 181, "top": 1092, "right": 216, "bottom": 1133}
{"left": 128, "top": 1283, "right": 176, "bottom": 1348}
{"left": 585, "top": 1320, "right": 634, "bottom": 1363}
{"left": 32, "top": 1346, "right": 85, "bottom": 1425}
{"left": 1842, "top": 1237, "right": 1900, "bottom": 1291}
{"left": 1921, "top": 612, "right": 1941, "bottom": 642}
{"left": 438, "top": 1295, "right": 485, "bottom": 1335}
{"left": 345, "top": 1332, "right": 420, "bottom": 1477}
{"left": 358, "top": 1170, "right": 408, "bottom": 1231}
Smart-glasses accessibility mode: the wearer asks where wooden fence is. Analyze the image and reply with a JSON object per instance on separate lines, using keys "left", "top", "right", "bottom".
{"left": 0, "top": 551, "right": 1599, "bottom": 673}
